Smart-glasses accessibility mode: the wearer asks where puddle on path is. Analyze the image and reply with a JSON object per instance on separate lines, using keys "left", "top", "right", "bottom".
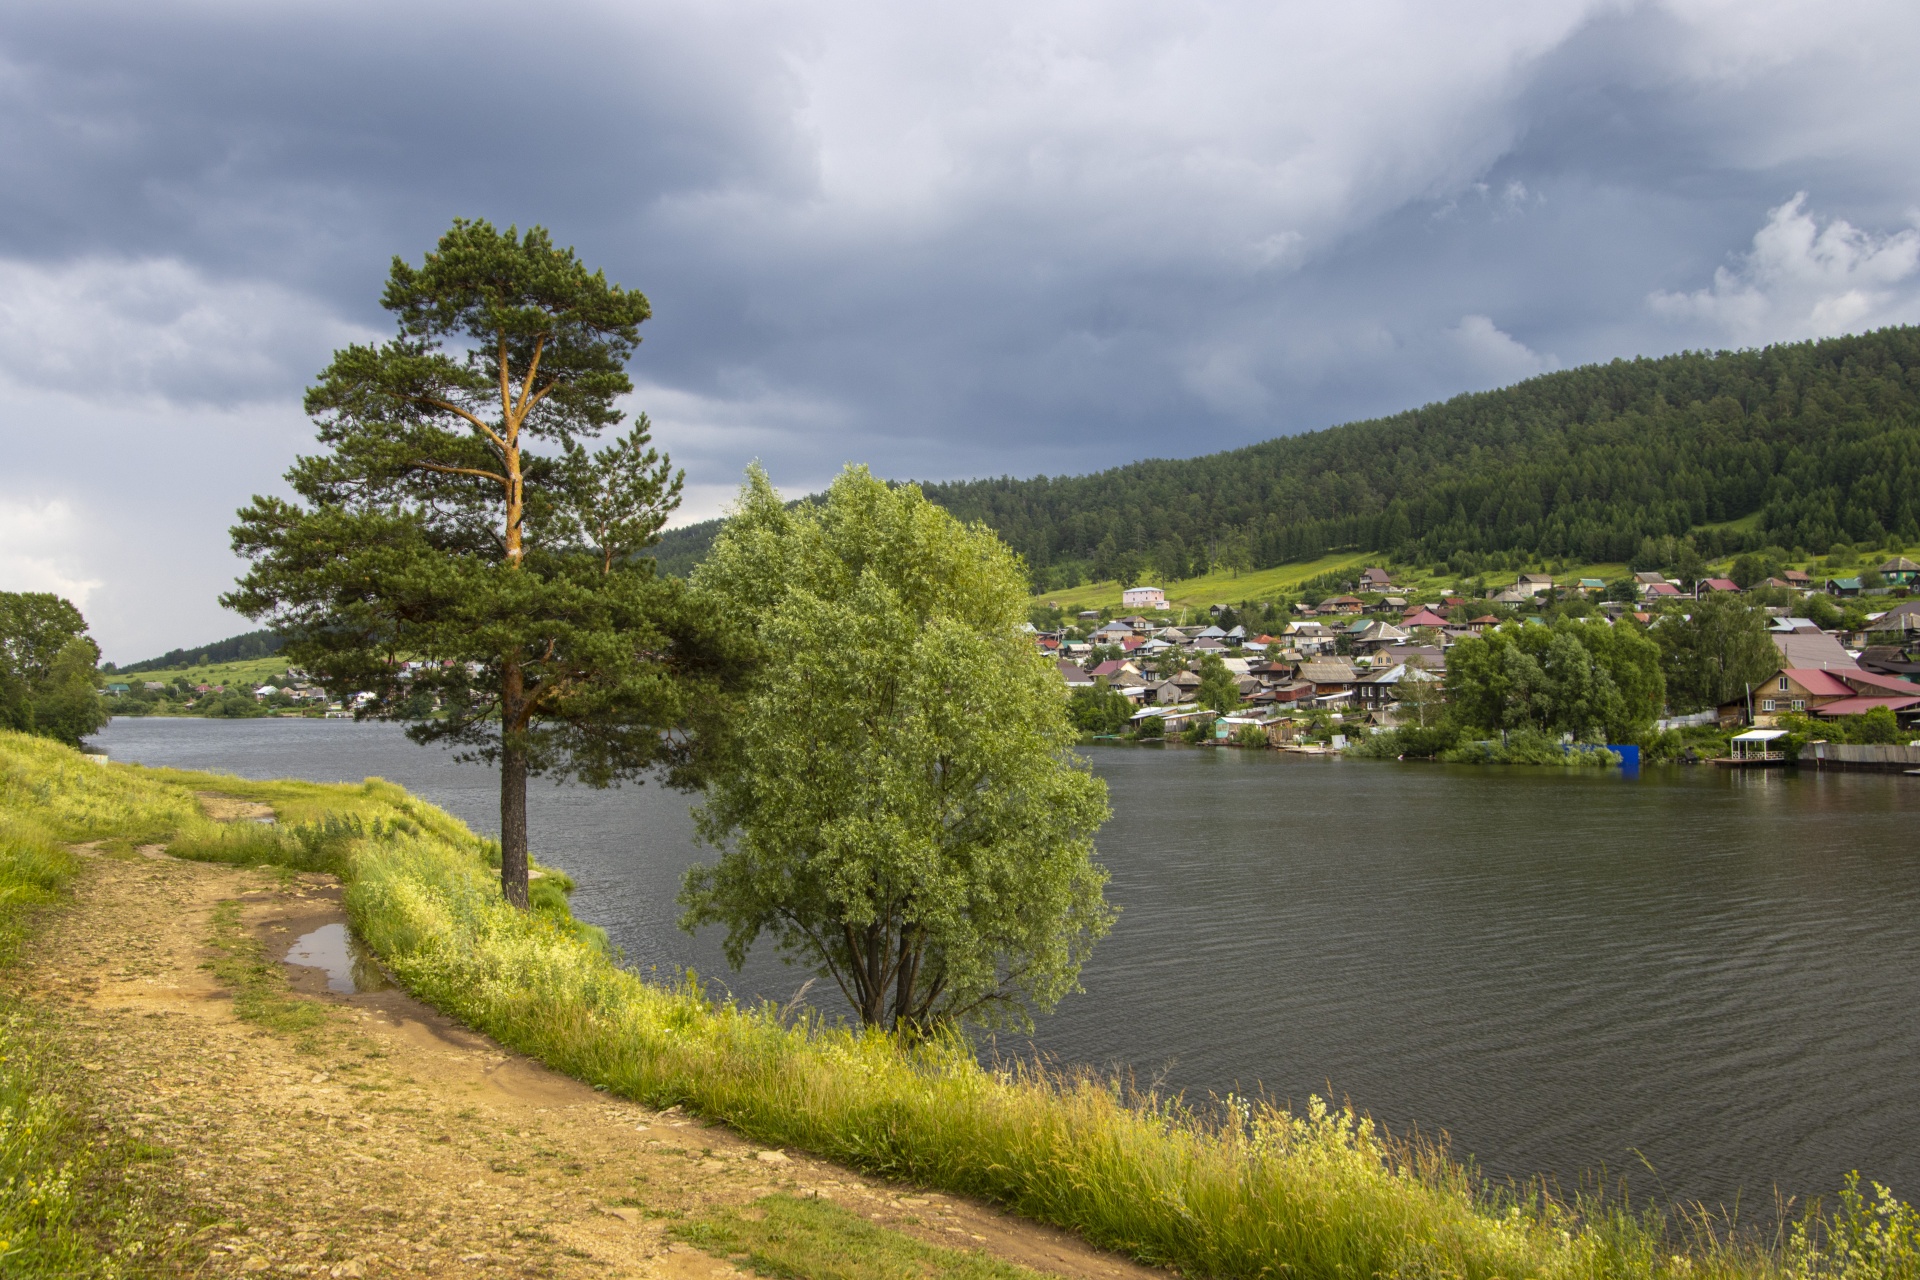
{"left": 284, "top": 922, "right": 394, "bottom": 994}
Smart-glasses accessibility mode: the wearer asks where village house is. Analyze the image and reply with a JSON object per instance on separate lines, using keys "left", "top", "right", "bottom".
{"left": 1352, "top": 662, "right": 1442, "bottom": 712}
{"left": 1877, "top": 556, "right": 1920, "bottom": 587}
{"left": 1867, "top": 599, "right": 1920, "bottom": 640}
{"left": 1697, "top": 578, "right": 1740, "bottom": 595}
{"left": 1350, "top": 620, "right": 1410, "bottom": 653}
{"left": 1781, "top": 569, "right": 1813, "bottom": 588}
{"left": 1719, "top": 666, "right": 1920, "bottom": 728}
{"left": 1825, "top": 577, "right": 1862, "bottom": 597}
{"left": 1297, "top": 660, "right": 1360, "bottom": 707}
{"left": 1054, "top": 660, "right": 1096, "bottom": 688}
{"left": 1122, "top": 585, "right": 1167, "bottom": 609}
{"left": 1321, "top": 595, "right": 1364, "bottom": 615}
{"left": 1128, "top": 704, "right": 1216, "bottom": 733}
{"left": 1357, "top": 567, "right": 1394, "bottom": 592}
{"left": 1515, "top": 573, "right": 1555, "bottom": 597}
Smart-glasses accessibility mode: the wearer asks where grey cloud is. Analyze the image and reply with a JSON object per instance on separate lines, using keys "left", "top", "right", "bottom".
{"left": 4, "top": 0, "right": 1920, "bottom": 657}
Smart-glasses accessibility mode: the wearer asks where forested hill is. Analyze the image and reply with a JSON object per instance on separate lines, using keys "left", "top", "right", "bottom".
{"left": 652, "top": 327, "right": 1920, "bottom": 585}
{"left": 118, "top": 629, "right": 283, "bottom": 673}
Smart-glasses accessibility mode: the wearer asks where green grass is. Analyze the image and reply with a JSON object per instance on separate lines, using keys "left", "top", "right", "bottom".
{"left": 674, "top": 1194, "right": 1045, "bottom": 1280}
{"left": 2, "top": 729, "right": 1917, "bottom": 1280}
{"left": 0, "top": 741, "right": 194, "bottom": 1276}
{"left": 1035, "top": 551, "right": 1376, "bottom": 611}
{"left": 104, "top": 655, "right": 290, "bottom": 690}
{"left": 204, "top": 899, "right": 331, "bottom": 1043}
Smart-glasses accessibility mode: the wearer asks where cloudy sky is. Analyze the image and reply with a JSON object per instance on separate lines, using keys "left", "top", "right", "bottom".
{"left": 5, "top": 0, "right": 1920, "bottom": 660}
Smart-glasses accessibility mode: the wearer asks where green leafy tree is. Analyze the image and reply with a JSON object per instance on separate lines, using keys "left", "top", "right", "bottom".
{"left": 1845, "top": 706, "right": 1903, "bottom": 744}
{"left": 1068, "top": 681, "right": 1134, "bottom": 735}
{"left": 1653, "top": 595, "right": 1782, "bottom": 713}
{"left": 1728, "top": 550, "right": 1785, "bottom": 589}
{"left": 227, "top": 219, "right": 721, "bottom": 908}
{"left": 1804, "top": 593, "right": 1844, "bottom": 630}
{"left": 1134, "top": 713, "right": 1165, "bottom": 740}
{"left": 1152, "top": 646, "right": 1188, "bottom": 681}
{"left": 1218, "top": 530, "right": 1253, "bottom": 578}
{"left": 1445, "top": 618, "right": 1662, "bottom": 742}
{"left": 0, "top": 593, "right": 107, "bottom": 747}
{"left": 680, "top": 467, "right": 1114, "bottom": 1032}
{"left": 1193, "top": 651, "right": 1242, "bottom": 714}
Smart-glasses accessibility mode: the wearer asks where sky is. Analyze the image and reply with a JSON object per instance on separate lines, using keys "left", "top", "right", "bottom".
{"left": 4, "top": 0, "right": 1920, "bottom": 661}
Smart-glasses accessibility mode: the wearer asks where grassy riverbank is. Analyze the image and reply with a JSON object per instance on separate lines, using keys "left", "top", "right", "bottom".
{"left": 3, "top": 730, "right": 1916, "bottom": 1280}
{"left": 0, "top": 743, "right": 193, "bottom": 1275}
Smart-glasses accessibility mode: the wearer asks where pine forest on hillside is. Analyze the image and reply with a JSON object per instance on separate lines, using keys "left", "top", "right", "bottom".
{"left": 652, "top": 327, "right": 1920, "bottom": 588}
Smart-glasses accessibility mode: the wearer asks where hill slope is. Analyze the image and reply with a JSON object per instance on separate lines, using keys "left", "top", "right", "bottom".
{"left": 652, "top": 327, "right": 1920, "bottom": 584}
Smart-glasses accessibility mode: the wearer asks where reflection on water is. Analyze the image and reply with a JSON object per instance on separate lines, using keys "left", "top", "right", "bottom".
{"left": 98, "top": 717, "right": 1919, "bottom": 1209}
{"left": 284, "top": 922, "right": 393, "bottom": 994}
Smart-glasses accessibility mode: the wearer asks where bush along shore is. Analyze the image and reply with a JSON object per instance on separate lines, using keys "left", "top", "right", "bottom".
{"left": 4, "top": 730, "right": 1918, "bottom": 1280}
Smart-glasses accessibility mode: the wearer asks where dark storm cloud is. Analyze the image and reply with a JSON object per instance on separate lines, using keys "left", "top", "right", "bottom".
{"left": 4, "top": 0, "right": 1919, "bottom": 657}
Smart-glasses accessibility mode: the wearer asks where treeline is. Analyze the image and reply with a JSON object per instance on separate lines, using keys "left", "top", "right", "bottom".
{"left": 0, "top": 593, "right": 108, "bottom": 747}
{"left": 658, "top": 327, "right": 1920, "bottom": 585}
{"left": 931, "top": 328, "right": 1920, "bottom": 586}
{"left": 114, "top": 628, "right": 283, "bottom": 673}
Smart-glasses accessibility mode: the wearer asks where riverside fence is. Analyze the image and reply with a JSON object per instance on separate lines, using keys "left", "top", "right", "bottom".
{"left": 1805, "top": 741, "right": 1920, "bottom": 772}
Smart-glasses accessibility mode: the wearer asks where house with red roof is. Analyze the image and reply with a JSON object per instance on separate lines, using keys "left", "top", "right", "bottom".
{"left": 1718, "top": 666, "right": 1920, "bottom": 727}
{"left": 1402, "top": 608, "right": 1451, "bottom": 629}
{"left": 1697, "top": 578, "right": 1740, "bottom": 594}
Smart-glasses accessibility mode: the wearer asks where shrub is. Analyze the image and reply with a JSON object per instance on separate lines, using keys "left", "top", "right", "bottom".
{"left": 1443, "top": 730, "right": 1620, "bottom": 767}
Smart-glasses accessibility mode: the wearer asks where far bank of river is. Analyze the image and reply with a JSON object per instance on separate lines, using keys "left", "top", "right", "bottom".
{"left": 95, "top": 716, "right": 1919, "bottom": 1213}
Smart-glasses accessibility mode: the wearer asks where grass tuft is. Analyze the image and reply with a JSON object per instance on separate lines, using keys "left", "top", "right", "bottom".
{"left": 203, "top": 900, "right": 331, "bottom": 1044}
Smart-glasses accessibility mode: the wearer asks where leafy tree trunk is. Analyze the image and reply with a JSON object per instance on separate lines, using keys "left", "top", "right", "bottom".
{"left": 498, "top": 353, "right": 529, "bottom": 907}
{"left": 499, "top": 661, "right": 531, "bottom": 909}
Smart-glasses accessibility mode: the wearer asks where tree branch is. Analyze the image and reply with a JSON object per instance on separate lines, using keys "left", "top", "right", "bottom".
{"left": 498, "top": 332, "right": 514, "bottom": 443}
{"left": 416, "top": 397, "right": 509, "bottom": 453}
{"left": 512, "top": 334, "right": 547, "bottom": 425}
{"left": 410, "top": 459, "right": 509, "bottom": 485}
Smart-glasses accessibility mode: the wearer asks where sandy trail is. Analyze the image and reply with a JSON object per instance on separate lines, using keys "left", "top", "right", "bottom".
{"left": 25, "top": 849, "right": 1165, "bottom": 1280}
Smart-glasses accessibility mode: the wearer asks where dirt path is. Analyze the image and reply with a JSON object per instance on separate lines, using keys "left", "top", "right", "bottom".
{"left": 22, "top": 849, "right": 1166, "bottom": 1280}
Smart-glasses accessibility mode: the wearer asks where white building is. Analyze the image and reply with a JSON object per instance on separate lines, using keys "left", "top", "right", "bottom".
{"left": 1122, "top": 585, "right": 1166, "bottom": 609}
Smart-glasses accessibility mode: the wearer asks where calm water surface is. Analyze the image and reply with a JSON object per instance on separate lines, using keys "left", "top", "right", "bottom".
{"left": 96, "top": 717, "right": 1919, "bottom": 1209}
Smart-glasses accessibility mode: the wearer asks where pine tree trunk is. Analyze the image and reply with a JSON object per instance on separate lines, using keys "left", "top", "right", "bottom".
{"left": 499, "top": 663, "right": 531, "bottom": 910}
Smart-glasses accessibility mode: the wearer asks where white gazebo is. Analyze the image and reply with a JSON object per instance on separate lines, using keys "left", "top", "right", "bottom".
{"left": 1723, "top": 728, "right": 1789, "bottom": 766}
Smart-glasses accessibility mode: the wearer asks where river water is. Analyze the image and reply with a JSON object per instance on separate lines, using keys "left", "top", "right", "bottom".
{"left": 95, "top": 717, "right": 1918, "bottom": 1210}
